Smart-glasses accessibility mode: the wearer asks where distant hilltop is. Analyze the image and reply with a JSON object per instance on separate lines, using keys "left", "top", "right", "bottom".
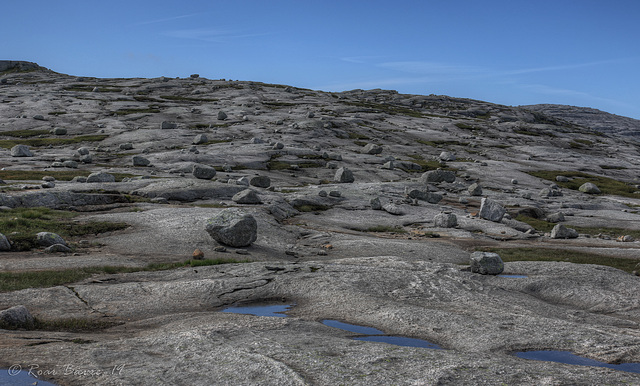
{"left": 522, "top": 104, "right": 640, "bottom": 137}
{"left": 0, "top": 60, "right": 50, "bottom": 73}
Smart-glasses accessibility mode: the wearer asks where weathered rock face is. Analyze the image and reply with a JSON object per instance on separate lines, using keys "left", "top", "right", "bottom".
{"left": 479, "top": 198, "right": 506, "bottom": 222}
{"left": 232, "top": 189, "right": 261, "bottom": 204}
{"left": 470, "top": 251, "right": 504, "bottom": 274}
{"left": 363, "top": 143, "right": 383, "bottom": 154}
{"left": 132, "top": 155, "right": 150, "bottom": 166}
{"left": 468, "top": 182, "right": 483, "bottom": 196}
{"left": 249, "top": 175, "right": 271, "bottom": 188}
{"left": 205, "top": 209, "right": 258, "bottom": 247}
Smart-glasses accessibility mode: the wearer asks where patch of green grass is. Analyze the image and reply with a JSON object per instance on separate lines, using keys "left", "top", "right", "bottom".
{"left": 160, "top": 95, "right": 218, "bottom": 102}
{"left": 513, "top": 129, "right": 542, "bottom": 136}
{"left": 477, "top": 247, "right": 638, "bottom": 274}
{"left": 339, "top": 101, "right": 427, "bottom": 118}
{"left": 527, "top": 170, "right": 638, "bottom": 198}
{"left": 573, "top": 138, "right": 594, "bottom": 146}
{"left": 113, "top": 107, "right": 161, "bottom": 115}
{"left": 0, "top": 129, "right": 50, "bottom": 138}
{"left": 0, "top": 135, "right": 108, "bottom": 149}
{"left": 0, "top": 258, "right": 245, "bottom": 293}
{"left": 48, "top": 111, "right": 67, "bottom": 116}
{"left": 599, "top": 165, "right": 627, "bottom": 170}
{"left": 64, "top": 85, "right": 123, "bottom": 92}
{"left": 516, "top": 215, "right": 640, "bottom": 239}
{"left": 0, "top": 170, "right": 135, "bottom": 181}
{"left": 0, "top": 316, "right": 120, "bottom": 332}
{"left": 416, "top": 139, "right": 468, "bottom": 147}
{"left": 347, "top": 131, "right": 370, "bottom": 140}
{"left": 406, "top": 154, "right": 455, "bottom": 172}
{"left": 353, "top": 140, "right": 368, "bottom": 147}
{"left": 0, "top": 207, "right": 129, "bottom": 251}
{"left": 266, "top": 160, "right": 291, "bottom": 171}
{"left": 367, "top": 225, "right": 407, "bottom": 233}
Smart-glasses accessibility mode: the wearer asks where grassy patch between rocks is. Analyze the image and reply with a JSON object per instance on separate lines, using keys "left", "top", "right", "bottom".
{"left": 477, "top": 247, "right": 638, "bottom": 274}
{"left": 0, "top": 316, "right": 120, "bottom": 332}
{"left": 0, "top": 258, "right": 245, "bottom": 292}
{"left": 528, "top": 170, "right": 638, "bottom": 198}
{"left": 0, "top": 207, "right": 129, "bottom": 251}
{"left": 367, "top": 225, "right": 407, "bottom": 233}
{"left": 0, "top": 135, "right": 108, "bottom": 149}
{"left": 0, "top": 129, "right": 50, "bottom": 138}
{"left": 0, "top": 170, "right": 136, "bottom": 181}
{"left": 515, "top": 215, "right": 640, "bottom": 239}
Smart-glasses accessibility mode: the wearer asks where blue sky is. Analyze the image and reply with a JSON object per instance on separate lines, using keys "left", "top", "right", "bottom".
{"left": 2, "top": 1, "right": 639, "bottom": 119}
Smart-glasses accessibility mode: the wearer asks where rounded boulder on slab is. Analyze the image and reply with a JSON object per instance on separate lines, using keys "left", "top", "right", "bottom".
{"left": 579, "top": 182, "right": 601, "bottom": 194}
{"left": 10, "top": 144, "right": 33, "bottom": 157}
{"left": 0, "top": 233, "right": 10, "bottom": 251}
{"left": 36, "top": 232, "right": 68, "bottom": 247}
{"left": 550, "top": 224, "right": 579, "bottom": 239}
{"left": 87, "top": 171, "right": 115, "bottom": 183}
{"left": 479, "top": 198, "right": 506, "bottom": 222}
{"left": 0, "top": 305, "right": 34, "bottom": 329}
{"left": 420, "top": 169, "right": 455, "bottom": 184}
{"left": 205, "top": 209, "right": 257, "bottom": 247}
{"left": 470, "top": 252, "right": 504, "bottom": 275}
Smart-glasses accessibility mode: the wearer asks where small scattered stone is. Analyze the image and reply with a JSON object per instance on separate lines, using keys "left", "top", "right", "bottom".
{"left": 235, "top": 249, "right": 249, "bottom": 255}
{"left": 439, "top": 151, "right": 456, "bottom": 161}
{"left": 318, "top": 190, "right": 328, "bottom": 197}
{"left": 120, "top": 143, "right": 134, "bottom": 150}
{"left": 0, "top": 305, "right": 34, "bottom": 329}
{"left": 36, "top": 232, "right": 67, "bottom": 247}
{"left": 382, "top": 203, "right": 404, "bottom": 215}
{"left": 363, "top": 143, "right": 383, "bottom": 155}
{"left": 193, "top": 134, "right": 208, "bottom": 145}
{"left": 52, "top": 127, "right": 67, "bottom": 135}
{"left": 617, "top": 235, "right": 635, "bottom": 242}
{"left": 249, "top": 176, "right": 271, "bottom": 188}
{"left": 370, "top": 197, "right": 382, "bottom": 210}
{"left": 192, "top": 249, "right": 205, "bottom": 260}
{"left": 161, "top": 121, "right": 177, "bottom": 129}
{"left": 232, "top": 189, "right": 261, "bottom": 204}
{"left": 511, "top": 179, "right": 518, "bottom": 185}
{"left": 217, "top": 111, "right": 228, "bottom": 120}
{"left": 328, "top": 190, "right": 341, "bottom": 197}
{"left": 556, "top": 176, "right": 570, "bottom": 182}
{"left": 468, "top": 183, "right": 483, "bottom": 196}
{"left": 420, "top": 169, "right": 456, "bottom": 184}
{"left": 192, "top": 164, "right": 217, "bottom": 180}
{"left": 547, "top": 212, "right": 565, "bottom": 223}
{"left": 86, "top": 171, "right": 115, "bottom": 183}
{"left": 0, "top": 233, "right": 10, "bottom": 251}
{"left": 205, "top": 209, "right": 258, "bottom": 247}
{"left": 214, "top": 246, "right": 227, "bottom": 252}
{"left": 41, "top": 181, "right": 55, "bottom": 189}
{"left": 44, "top": 244, "right": 72, "bottom": 253}
{"left": 479, "top": 198, "right": 506, "bottom": 222}
{"left": 272, "top": 142, "right": 284, "bottom": 150}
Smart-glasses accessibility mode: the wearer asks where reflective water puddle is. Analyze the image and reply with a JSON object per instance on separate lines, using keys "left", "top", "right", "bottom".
{"left": 516, "top": 350, "right": 640, "bottom": 374}
{"left": 322, "top": 320, "right": 442, "bottom": 349}
{"left": 221, "top": 303, "right": 294, "bottom": 317}
{"left": 0, "top": 369, "right": 58, "bottom": 385}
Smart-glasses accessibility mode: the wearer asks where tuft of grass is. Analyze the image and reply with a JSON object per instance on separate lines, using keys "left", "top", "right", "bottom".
{"left": 113, "top": 107, "right": 160, "bottom": 115}
{"left": 416, "top": 139, "right": 468, "bottom": 147}
{"left": 599, "top": 165, "right": 627, "bottom": 170}
{"left": 367, "top": 225, "right": 407, "bottom": 233}
{"left": 406, "top": 154, "right": 456, "bottom": 172}
{"left": 0, "top": 258, "right": 246, "bottom": 293}
{"left": 455, "top": 123, "right": 478, "bottom": 130}
{"left": 347, "top": 131, "right": 370, "bottom": 140}
{"left": 0, "top": 129, "right": 50, "bottom": 138}
{"left": 0, "top": 207, "right": 129, "bottom": 251}
{"left": 0, "top": 170, "right": 136, "bottom": 181}
{"left": 0, "top": 135, "right": 108, "bottom": 149}
{"left": 516, "top": 215, "right": 640, "bottom": 239}
{"left": 0, "top": 316, "right": 120, "bottom": 332}
{"left": 477, "top": 247, "right": 638, "bottom": 274}
{"left": 527, "top": 170, "right": 638, "bottom": 198}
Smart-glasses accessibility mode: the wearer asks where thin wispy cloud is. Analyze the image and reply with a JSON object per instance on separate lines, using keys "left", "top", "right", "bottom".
{"left": 518, "top": 83, "right": 635, "bottom": 111}
{"left": 163, "top": 28, "right": 270, "bottom": 43}
{"left": 135, "top": 13, "right": 200, "bottom": 26}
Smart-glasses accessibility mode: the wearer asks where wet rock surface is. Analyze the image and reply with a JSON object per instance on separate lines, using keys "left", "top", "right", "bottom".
{"left": 0, "top": 66, "right": 639, "bottom": 384}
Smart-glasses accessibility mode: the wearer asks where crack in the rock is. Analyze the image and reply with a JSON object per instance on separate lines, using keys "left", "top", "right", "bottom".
{"left": 65, "top": 286, "right": 104, "bottom": 316}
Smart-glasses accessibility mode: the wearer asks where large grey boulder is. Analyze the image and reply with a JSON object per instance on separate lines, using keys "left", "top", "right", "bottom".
{"left": 0, "top": 233, "right": 10, "bottom": 251}
{"left": 249, "top": 176, "right": 271, "bottom": 188}
{"left": 87, "top": 171, "right": 115, "bottom": 183}
{"left": 192, "top": 164, "right": 217, "bottom": 180}
{"left": 470, "top": 252, "right": 504, "bottom": 275}
{"left": 161, "top": 121, "right": 177, "bottom": 129}
{"left": 579, "top": 182, "right": 601, "bottom": 194}
{"left": 434, "top": 213, "right": 457, "bottom": 228}
{"left": 217, "top": 111, "right": 228, "bottom": 120}
{"left": 193, "top": 134, "right": 208, "bottom": 145}
{"left": 205, "top": 209, "right": 257, "bottom": 247}
{"left": 479, "top": 198, "right": 506, "bottom": 222}
{"left": 0, "top": 305, "right": 35, "bottom": 329}
{"left": 439, "top": 151, "right": 456, "bottom": 161}
{"left": 334, "top": 167, "right": 355, "bottom": 183}
{"left": 468, "top": 183, "right": 483, "bottom": 196}
{"left": 132, "top": 155, "right": 151, "bottom": 167}
{"left": 232, "top": 189, "right": 261, "bottom": 204}
{"left": 550, "top": 224, "right": 579, "bottom": 239}
{"left": 547, "top": 212, "right": 565, "bottom": 223}
{"left": 363, "top": 143, "right": 382, "bottom": 155}
{"left": 406, "top": 189, "right": 442, "bottom": 204}
{"left": 10, "top": 144, "right": 33, "bottom": 157}
{"left": 420, "top": 169, "right": 455, "bottom": 184}
{"left": 36, "top": 232, "right": 68, "bottom": 247}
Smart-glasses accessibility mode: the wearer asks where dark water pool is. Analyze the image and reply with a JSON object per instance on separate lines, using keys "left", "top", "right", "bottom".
{"left": 221, "top": 303, "right": 294, "bottom": 317}
{"left": 322, "top": 319, "right": 442, "bottom": 349}
{"left": 0, "top": 368, "right": 58, "bottom": 386}
{"left": 515, "top": 350, "right": 640, "bottom": 374}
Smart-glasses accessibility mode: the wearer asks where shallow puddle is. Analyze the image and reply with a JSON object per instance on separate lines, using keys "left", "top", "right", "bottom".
{"left": 515, "top": 350, "right": 640, "bottom": 373}
{"left": 322, "top": 320, "right": 442, "bottom": 349}
{"left": 498, "top": 274, "right": 528, "bottom": 278}
{"left": 0, "top": 369, "right": 58, "bottom": 385}
{"left": 221, "top": 303, "right": 294, "bottom": 317}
